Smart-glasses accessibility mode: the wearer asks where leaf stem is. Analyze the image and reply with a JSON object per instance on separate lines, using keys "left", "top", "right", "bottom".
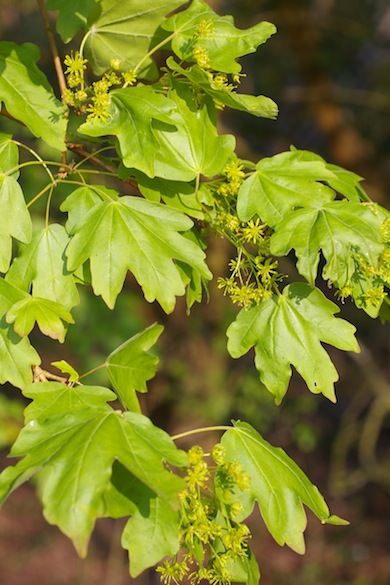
{"left": 78, "top": 363, "right": 106, "bottom": 381}
{"left": 171, "top": 425, "right": 233, "bottom": 441}
{"left": 26, "top": 182, "right": 53, "bottom": 208}
{"left": 36, "top": 0, "right": 67, "bottom": 96}
{"left": 45, "top": 183, "right": 55, "bottom": 226}
{"left": 12, "top": 142, "right": 57, "bottom": 184}
{"left": 132, "top": 31, "right": 177, "bottom": 77}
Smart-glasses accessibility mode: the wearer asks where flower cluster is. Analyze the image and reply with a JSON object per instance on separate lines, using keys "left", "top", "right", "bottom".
{"left": 156, "top": 444, "right": 253, "bottom": 585}
{"left": 62, "top": 55, "right": 137, "bottom": 123}
{"left": 212, "top": 160, "right": 284, "bottom": 307}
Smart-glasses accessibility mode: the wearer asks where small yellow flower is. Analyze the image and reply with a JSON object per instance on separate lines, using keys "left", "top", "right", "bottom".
{"left": 122, "top": 68, "right": 138, "bottom": 85}
{"left": 192, "top": 46, "right": 210, "bottom": 69}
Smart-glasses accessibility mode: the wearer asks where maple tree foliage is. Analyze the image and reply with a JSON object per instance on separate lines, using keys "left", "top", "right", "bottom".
{"left": 0, "top": 1, "right": 388, "bottom": 583}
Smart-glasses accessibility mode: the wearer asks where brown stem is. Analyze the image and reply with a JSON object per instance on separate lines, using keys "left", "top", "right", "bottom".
{"left": 36, "top": 0, "right": 67, "bottom": 96}
{"left": 67, "top": 143, "right": 139, "bottom": 191}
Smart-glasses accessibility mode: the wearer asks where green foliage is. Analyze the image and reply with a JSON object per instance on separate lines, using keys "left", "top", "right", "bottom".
{"left": 0, "top": 0, "right": 388, "bottom": 583}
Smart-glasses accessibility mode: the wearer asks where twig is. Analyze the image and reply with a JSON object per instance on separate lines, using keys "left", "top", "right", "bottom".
{"left": 36, "top": 0, "right": 67, "bottom": 96}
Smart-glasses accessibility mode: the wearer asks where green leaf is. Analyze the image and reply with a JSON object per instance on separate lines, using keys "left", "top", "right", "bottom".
{"left": 0, "top": 383, "right": 186, "bottom": 556}
{"left": 167, "top": 58, "right": 278, "bottom": 119}
{"left": 122, "top": 492, "right": 181, "bottom": 577}
{"left": 6, "top": 297, "right": 74, "bottom": 343}
{"left": 51, "top": 360, "right": 79, "bottom": 383}
{"left": 0, "top": 326, "right": 40, "bottom": 390}
{"left": 270, "top": 200, "right": 385, "bottom": 288}
{"left": 227, "top": 283, "right": 359, "bottom": 403}
{"left": 64, "top": 196, "right": 212, "bottom": 312}
{"left": 163, "top": 0, "right": 276, "bottom": 74}
{"left": 85, "top": 0, "right": 187, "bottom": 77}
{"left": 288, "top": 147, "right": 365, "bottom": 203}
{"left": 0, "top": 133, "right": 19, "bottom": 177}
{"left": 0, "top": 278, "right": 40, "bottom": 389}
{"left": 104, "top": 462, "right": 182, "bottom": 575}
{"left": 6, "top": 224, "right": 79, "bottom": 311}
{"left": 61, "top": 185, "right": 113, "bottom": 234}
{"left": 0, "top": 175, "right": 32, "bottom": 273}
{"left": 79, "top": 86, "right": 182, "bottom": 177}
{"left": 106, "top": 323, "right": 164, "bottom": 411}
{"left": 47, "top": 0, "right": 97, "bottom": 43}
{"left": 136, "top": 172, "right": 205, "bottom": 219}
{"left": 0, "top": 42, "right": 67, "bottom": 151}
{"left": 222, "top": 421, "right": 342, "bottom": 554}
{"left": 237, "top": 150, "right": 336, "bottom": 226}
{"left": 152, "top": 80, "right": 235, "bottom": 181}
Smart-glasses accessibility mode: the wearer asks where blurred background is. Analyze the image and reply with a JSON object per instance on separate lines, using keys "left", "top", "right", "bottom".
{"left": 0, "top": 1, "right": 389, "bottom": 584}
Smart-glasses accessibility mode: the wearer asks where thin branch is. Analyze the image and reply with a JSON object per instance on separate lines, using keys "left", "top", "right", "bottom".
{"left": 36, "top": 0, "right": 67, "bottom": 96}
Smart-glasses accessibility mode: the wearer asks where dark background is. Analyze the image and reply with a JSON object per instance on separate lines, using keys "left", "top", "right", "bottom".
{"left": 0, "top": 1, "right": 389, "bottom": 584}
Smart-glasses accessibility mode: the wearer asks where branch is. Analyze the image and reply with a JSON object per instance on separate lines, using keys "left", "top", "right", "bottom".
{"left": 36, "top": 0, "right": 67, "bottom": 96}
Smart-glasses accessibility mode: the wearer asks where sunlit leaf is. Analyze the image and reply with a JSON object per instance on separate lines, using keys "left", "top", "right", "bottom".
{"left": 47, "top": 0, "right": 97, "bottom": 43}
{"left": 65, "top": 196, "right": 212, "bottom": 312}
{"left": 0, "top": 133, "right": 19, "bottom": 178}
{"left": 163, "top": 0, "right": 276, "bottom": 73}
{"left": 106, "top": 323, "right": 164, "bottom": 411}
{"left": 6, "top": 224, "right": 79, "bottom": 311}
{"left": 227, "top": 283, "right": 360, "bottom": 404}
{"left": 0, "top": 175, "right": 32, "bottom": 273}
{"left": 152, "top": 80, "right": 235, "bottom": 181}
{"left": 85, "top": 0, "right": 187, "bottom": 77}
{"left": 222, "top": 421, "right": 345, "bottom": 554}
{"left": 237, "top": 150, "right": 336, "bottom": 226}
{"left": 51, "top": 360, "right": 79, "bottom": 383}
{"left": 270, "top": 200, "right": 385, "bottom": 287}
{"left": 79, "top": 86, "right": 182, "bottom": 177}
{"left": 6, "top": 297, "right": 74, "bottom": 343}
{"left": 0, "top": 42, "right": 67, "bottom": 151}
{"left": 0, "top": 383, "right": 186, "bottom": 556}
{"left": 167, "top": 58, "right": 277, "bottom": 119}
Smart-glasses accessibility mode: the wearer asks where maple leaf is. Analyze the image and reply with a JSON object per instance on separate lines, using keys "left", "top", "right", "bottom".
{"left": 227, "top": 283, "right": 359, "bottom": 404}
{"left": 106, "top": 323, "right": 164, "bottom": 412}
{"left": 237, "top": 150, "right": 336, "bottom": 226}
{"left": 5, "top": 224, "right": 79, "bottom": 311}
{"left": 85, "top": 0, "right": 187, "bottom": 77}
{"left": 0, "top": 382, "right": 186, "bottom": 556}
{"left": 270, "top": 200, "right": 386, "bottom": 287}
{"left": 79, "top": 86, "right": 182, "bottom": 177}
{"left": 163, "top": 0, "right": 276, "bottom": 74}
{"left": 64, "top": 195, "right": 212, "bottom": 312}
{"left": 222, "top": 422, "right": 348, "bottom": 554}
{"left": 0, "top": 42, "right": 66, "bottom": 150}
{"left": 0, "top": 175, "right": 32, "bottom": 273}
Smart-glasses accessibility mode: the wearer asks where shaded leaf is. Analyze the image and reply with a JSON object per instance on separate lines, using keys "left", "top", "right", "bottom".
{"left": 0, "top": 175, "right": 32, "bottom": 272}
{"left": 106, "top": 323, "right": 164, "bottom": 411}
{"left": 222, "top": 421, "right": 344, "bottom": 553}
{"left": 163, "top": 0, "right": 276, "bottom": 74}
{"left": 227, "top": 283, "right": 359, "bottom": 403}
{"left": 0, "top": 42, "right": 67, "bottom": 151}
{"left": 85, "top": 0, "right": 187, "bottom": 77}
{"left": 65, "top": 196, "right": 211, "bottom": 312}
{"left": 6, "top": 224, "right": 79, "bottom": 311}
{"left": 237, "top": 150, "right": 336, "bottom": 226}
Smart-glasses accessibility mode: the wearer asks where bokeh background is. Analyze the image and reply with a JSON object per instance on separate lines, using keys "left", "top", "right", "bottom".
{"left": 0, "top": 1, "right": 389, "bottom": 584}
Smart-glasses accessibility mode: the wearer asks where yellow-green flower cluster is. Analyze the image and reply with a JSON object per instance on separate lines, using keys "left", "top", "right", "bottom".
{"left": 62, "top": 54, "right": 138, "bottom": 121}
{"left": 156, "top": 444, "right": 253, "bottom": 585}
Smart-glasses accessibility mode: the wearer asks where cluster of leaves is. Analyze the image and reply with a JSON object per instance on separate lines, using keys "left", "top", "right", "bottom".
{"left": 0, "top": 0, "right": 388, "bottom": 582}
